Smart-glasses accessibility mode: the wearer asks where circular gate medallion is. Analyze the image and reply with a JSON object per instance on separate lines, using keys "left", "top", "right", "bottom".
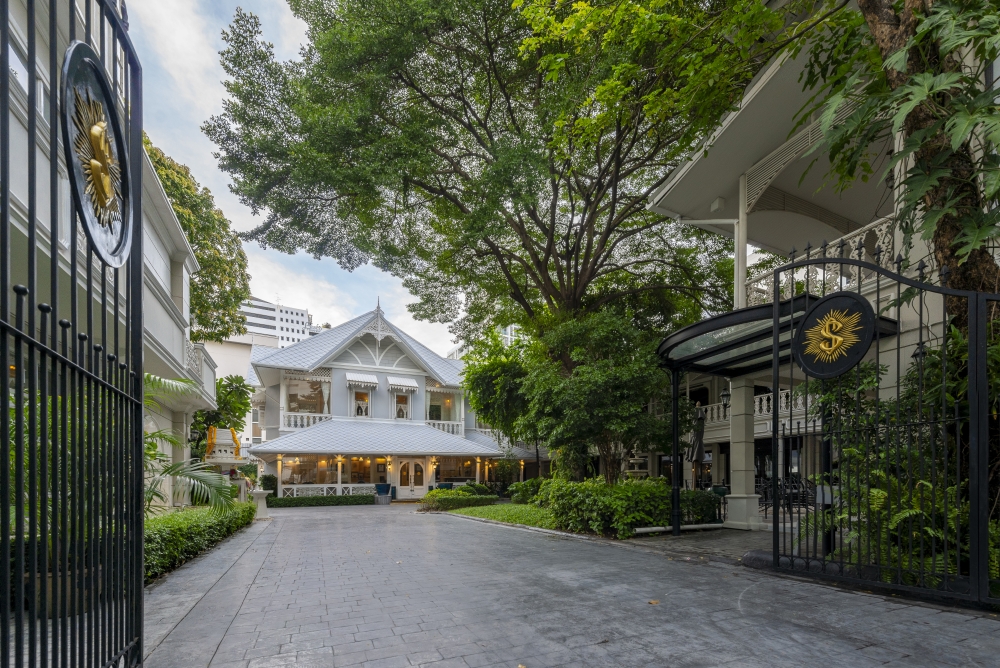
{"left": 792, "top": 291, "right": 876, "bottom": 379}
{"left": 61, "top": 41, "right": 132, "bottom": 267}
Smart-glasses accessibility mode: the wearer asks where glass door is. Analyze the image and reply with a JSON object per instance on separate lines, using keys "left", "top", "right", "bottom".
{"left": 396, "top": 459, "right": 427, "bottom": 499}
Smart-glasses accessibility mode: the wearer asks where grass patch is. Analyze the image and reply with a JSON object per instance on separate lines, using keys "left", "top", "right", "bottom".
{"left": 450, "top": 503, "right": 557, "bottom": 529}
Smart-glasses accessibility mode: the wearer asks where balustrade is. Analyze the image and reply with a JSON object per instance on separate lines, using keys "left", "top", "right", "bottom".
{"left": 426, "top": 420, "right": 464, "bottom": 436}
{"left": 282, "top": 412, "right": 335, "bottom": 430}
{"left": 698, "top": 390, "right": 808, "bottom": 424}
{"left": 280, "top": 483, "right": 378, "bottom": 497}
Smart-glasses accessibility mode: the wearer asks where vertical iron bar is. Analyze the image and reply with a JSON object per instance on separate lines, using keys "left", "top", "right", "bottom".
{"left": 0, "top": 0, "right": 11, "bottom": 659}
{"left": 772, "top": 266, "right": 781, "bottom": 565}
{"left": 14, "top": 286, "right": 28, "bottom": 667}
{"left": 671, "top": 369, "right": 681, "bottom": 536}
{"left": 969, "top": 294, "right": 988, "bottom": 602}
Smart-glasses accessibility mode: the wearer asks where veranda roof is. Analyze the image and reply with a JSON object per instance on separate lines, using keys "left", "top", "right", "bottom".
{"left": 248, "top": 418, "right": 501, "bottom": 459}
{"left": 657, "top": 295, "right": 897, "bottom": 377}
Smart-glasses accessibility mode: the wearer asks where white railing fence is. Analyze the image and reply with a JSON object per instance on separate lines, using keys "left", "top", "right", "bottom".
{"left": 701, "top": 390, "right": 809, "bottom": 424}
{"left": 745, "top": 216, "right": 896, "bottom": 307}
{"left": 280, "top": 483, "right": 378, "bottom": 498}
{"left": 282, "top": 412, "right": 335, "bottom": 430}
{"left": 426, "top": 420, "right": 464, "bottom": 436}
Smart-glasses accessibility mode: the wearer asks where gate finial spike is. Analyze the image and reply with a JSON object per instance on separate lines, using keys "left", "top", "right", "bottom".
{"left": 838, "top": 238, "right": 847, "bottom": 258}
{"left": 940, "top": 264, "right": 951, "bottom": 287}
{"left": 917, "top": 259, "right": 927, "bottom": 279}
{"left": 874, "top": 245, "right": 883, "bottom": 263}
{"left": 895, "top": 253, "right": 904, "bottom": 270}
{"left": 789, "top": 247, "right": 797, "bottom": 260}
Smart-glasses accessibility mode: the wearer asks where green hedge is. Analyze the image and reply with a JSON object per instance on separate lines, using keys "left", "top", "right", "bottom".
{"left": 420, "top": 489, "right": 498, "bottom": 511}
{"left": 144, "top": 502, "right": 256, "bottom": 583}
{"left": 536, "top": 478, "right": 722, "bottom": 538}
{"left": 260, "top": 474, "right": 277, "bottom": 492}
{"left": 508, "top": 478, "right": 544, "bottom": 504}
{"left": 267, "top": 494, "right": 375, "bottom": 508}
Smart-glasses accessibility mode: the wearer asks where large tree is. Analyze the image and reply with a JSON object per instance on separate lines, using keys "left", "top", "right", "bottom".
{"left": 790, "top": 0, "right": 1000, "bottom": 324}
{"left": 145, "top": 137, "right": 252, "bottom": 342}
{"left": 204, "top": 1, "right": 760, "bottom": 344}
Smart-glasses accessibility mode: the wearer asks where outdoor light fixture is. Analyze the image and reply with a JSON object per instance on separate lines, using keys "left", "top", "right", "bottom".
{"left": 720, "top": 387, "right": 731, "bottom": 408}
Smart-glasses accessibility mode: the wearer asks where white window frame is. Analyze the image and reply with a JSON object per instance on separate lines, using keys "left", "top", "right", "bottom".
{"left": 393, "top": 393, "right": 411, "bottom": 420}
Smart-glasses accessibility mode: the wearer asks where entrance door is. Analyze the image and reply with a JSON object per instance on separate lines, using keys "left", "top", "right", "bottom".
{"left": 397, "top": 460, "right": 427, "bottom": 499}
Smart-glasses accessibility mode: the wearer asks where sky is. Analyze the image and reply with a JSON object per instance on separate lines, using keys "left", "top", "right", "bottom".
{"left": 128, "top": 0, "right": 458, "bottom": 355}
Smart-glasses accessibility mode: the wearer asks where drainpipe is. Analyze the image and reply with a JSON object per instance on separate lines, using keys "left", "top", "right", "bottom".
{"left": 736, "top": 173, "right": 748, "bottom": 309}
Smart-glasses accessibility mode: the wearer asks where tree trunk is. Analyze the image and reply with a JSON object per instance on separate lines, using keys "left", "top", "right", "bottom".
{"left": 857, "top": 0, "right": 1000, "bottom": 325}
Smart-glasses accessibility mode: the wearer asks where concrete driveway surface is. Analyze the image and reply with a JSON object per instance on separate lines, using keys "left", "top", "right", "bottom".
{"left": 143, "top": 504, "right": 1000, "bottom": 667}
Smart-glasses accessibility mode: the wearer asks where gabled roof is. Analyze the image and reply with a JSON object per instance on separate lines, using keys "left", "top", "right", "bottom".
{"left": 247, "top": 344, "right": 277, "bottom": 387}
{"left": 248, "top": 418, "right": 499, "bottom": 457}
{"left": 250, "top": 307, "right": 463, "bottom": 387}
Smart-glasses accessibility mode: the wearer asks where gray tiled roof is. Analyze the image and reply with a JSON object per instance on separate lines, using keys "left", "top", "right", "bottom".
{"left": 251, "top": 309, "right": 465, "bottom": 387}
{"left": 251, "top": 313, "right": 372, "bottom": 372}
{"left": 248, "top": 418, "right": 501, "bottom": 457}
{"left": 247, "top": 344, "right": 278, "bottom": 387}
{"left": 463, "top": 429, "right": 549, "bottom": 461}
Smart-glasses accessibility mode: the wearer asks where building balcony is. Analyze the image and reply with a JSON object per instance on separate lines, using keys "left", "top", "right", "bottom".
{"left": 278, "top": 411, "right": 466, "bottom": 436}
{"left": 700, "top": 390, "right": 810, "bottom": 442}
{"left": 426, "top": 420, "right": 464, "bottom": 436}
{"left": 745, "top": 216, "right": 895, "bottom": 307}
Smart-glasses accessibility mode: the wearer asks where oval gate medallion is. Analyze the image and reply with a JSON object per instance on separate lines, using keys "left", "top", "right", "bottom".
{"left": 792, "top": 291, "right": 876, "bottom": 379}
{"left": 61, "top": 41, "right": 132, "bottom": 267}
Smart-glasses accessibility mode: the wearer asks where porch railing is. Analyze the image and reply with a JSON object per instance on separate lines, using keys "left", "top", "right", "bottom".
{"left": 700, "top": 390, "right": 808, "bottom": 425}
{"left": 745, "top": 215, "right": 896, "bottom": 307}
{"left": 280, "top": 483, "right": 378, "bottom": 497}
{"left": 426, "top": 420, "right": 464, "bottom": 436}
{"left": 282, "top": 412, "right": 335, "bottom": 430}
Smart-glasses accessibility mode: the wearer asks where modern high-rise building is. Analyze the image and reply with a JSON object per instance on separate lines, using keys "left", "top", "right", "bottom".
{"left": 240, "top": 296, "right": 315, "bottom": 348}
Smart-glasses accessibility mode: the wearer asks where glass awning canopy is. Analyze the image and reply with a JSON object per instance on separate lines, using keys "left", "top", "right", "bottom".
{"left": 657, "top": 295, "right": 898, "bottom": 377}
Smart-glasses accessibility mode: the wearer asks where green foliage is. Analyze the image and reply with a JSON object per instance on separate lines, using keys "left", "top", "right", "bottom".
{"left": 535, "top": 478, "right": 722, "bottom": 538}
{"left": 462, "top": 331, "right": 531, "bottom": 446}
{"left": 260, "top": 474, "right": 277, "bottom": 492}
{"left": 454, "top": 483, "right": 492, "bottom": 496}
{"left": 508, "top": 477, "right": 544, "bottom": 504}
{"left": 266, "top": 494, "right": 374, "bottom": 508}
{"left": 450, "top": 503, "right": 556, "bottom": 529}
{"left": 144, "top": 136, "right": 251, "bottom": 342}
{"left": 420, "top": 489, "right": 498, "bottom": 511}
{"left": 237, "top": 463, "right": 258, "bottom": 483}
{"left": 520, "top": 310, "right": 687, "bottom": 483}
{"left": 205, "top": 3, "right": 735, "bottom": 343}
{"left": 790, "top": 0, "right": 1000, "bottom": 294}
{"left": 143, "top": 374, "right": 235, "bottom": 516}
{"left": 191, "top": 375, "right": 254, "bottom": 459}
{"left": 144, "top": 502, "right": 256, "bottom": 583}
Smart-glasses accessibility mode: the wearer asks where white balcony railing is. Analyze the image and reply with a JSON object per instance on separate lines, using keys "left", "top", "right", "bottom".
{"left": 280, "top": 483, "right": 377, "bottom": 497}
{"left": 426, "top": 420, "right": 464, "bottom": 436}
{"left": 282, "top": 412, "right": 335, "bottom": 430}
{"left": 745, "top": 216, "right": 896, "bottom": 307}
{"left": 701, "top": 390, "right": 808, "bottom": 425}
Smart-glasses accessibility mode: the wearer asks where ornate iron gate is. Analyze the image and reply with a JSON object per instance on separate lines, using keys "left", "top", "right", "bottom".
{"left": 2, "top": 1, "right": 144, "bottom": 665}
{"left": 769, "top": 245, "right": 1000, "bottom": 605}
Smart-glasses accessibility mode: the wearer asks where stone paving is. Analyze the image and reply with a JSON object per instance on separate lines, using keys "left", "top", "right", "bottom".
{"left": 145, "top": 504, "right": 1000, "bottom": 667}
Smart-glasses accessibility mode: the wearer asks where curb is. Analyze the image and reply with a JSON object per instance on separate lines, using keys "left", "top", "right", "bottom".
{"left": 432, "top": 511, "right": 745, "bottom": 565}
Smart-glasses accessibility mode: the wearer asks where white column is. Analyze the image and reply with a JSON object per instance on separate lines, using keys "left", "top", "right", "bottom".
{"left": 337, "top": 458, "right": 343, "bottom": 493}
{"left": 276, "top": 456, "right": 283, "bottom": 498}
{"left": 519, "top": 461, "right": 524, "bottom": 482}
{"left": 475, "top": 458, "right": 481, "bottom": 484}
{"left": 735, "top": 173, "right": 748, "bottom": 309}
{"left": 725, "top": 377, "right": 761, "bottom": 529}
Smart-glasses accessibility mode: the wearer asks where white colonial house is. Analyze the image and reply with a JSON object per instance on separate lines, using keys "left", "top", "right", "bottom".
{"left": 247, "top": 304, "right": 543, "bottom": 500}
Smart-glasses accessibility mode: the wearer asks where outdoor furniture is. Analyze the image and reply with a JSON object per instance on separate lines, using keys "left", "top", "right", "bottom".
{"left": 437, "top": 482, "right": 453, "bottom": 490}
{"left": 374, "top": 483, "right": 392, "bottom": 505}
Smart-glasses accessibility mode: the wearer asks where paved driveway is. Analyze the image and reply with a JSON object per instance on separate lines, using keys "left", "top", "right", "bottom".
{"left": 144, "top": 505, "right": 1000, "bottom": 667}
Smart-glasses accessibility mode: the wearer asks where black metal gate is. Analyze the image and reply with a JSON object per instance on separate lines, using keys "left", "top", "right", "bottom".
{"left": 770, "top": 244, "right": 1000, "bottom": 606}
{"left": 2, "top": 1, "right": 144, "bottom": 666}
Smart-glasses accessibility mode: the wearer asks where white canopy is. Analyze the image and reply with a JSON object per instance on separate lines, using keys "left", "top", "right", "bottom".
{"left": 345, "top": 372, "right": 379, "bottom": 388}
{"left": 386, "top": 376, "right": 419, "bottom": 392}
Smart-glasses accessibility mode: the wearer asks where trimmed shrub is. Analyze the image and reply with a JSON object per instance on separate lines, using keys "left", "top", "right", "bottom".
{"left": 267, "top": 494, "right": 375, "bottom": 508}
{"left": 454, "top": 482, "right": 492, "bottom": 496}
{"left": 420, "top": 489, "right": 498, "bottom": 511}
{"left": 260, "top": 474, "right": 277, "bottom": 492}
{"left": 535, "top": 478, "right": 722, "bottom": 538}
{"left": 144, "top": 502, "right": 256, "bottom": 583}
{"left": 508, "top": 478, "right": 543, "bottom": 504}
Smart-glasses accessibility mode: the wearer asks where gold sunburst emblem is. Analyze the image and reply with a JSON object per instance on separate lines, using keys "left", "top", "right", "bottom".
{"left": 71, "top": 88, "right": 121, "bottom": 228}
{"left": 803, "top": 309, "right": 862, "bottom": 364}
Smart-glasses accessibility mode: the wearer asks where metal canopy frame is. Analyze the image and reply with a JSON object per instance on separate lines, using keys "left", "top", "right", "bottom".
{"left": 656, "top": 291, "right": 897, "bottom": 537}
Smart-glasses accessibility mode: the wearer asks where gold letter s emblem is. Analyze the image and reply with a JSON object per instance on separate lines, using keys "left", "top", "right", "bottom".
{"left": 818, "top": 319, "right": 844, "bottom": 355}
{"left": 88, "top": 121, "right": 114, "bottom": 209}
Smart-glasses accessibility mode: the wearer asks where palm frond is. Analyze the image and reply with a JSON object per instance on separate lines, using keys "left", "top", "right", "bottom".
{"left": 144, "top": 373, "right": 197, "bottom": 411}
{"left": 145, "top": 459, "right": 235, "bottom": 516}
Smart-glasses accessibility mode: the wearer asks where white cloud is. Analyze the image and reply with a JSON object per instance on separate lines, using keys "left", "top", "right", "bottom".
{"left": 247, "top": 251, "right": 357, "bottom": 327}
{"left": 128, "top": 0, "right": 222, "bottom": 119}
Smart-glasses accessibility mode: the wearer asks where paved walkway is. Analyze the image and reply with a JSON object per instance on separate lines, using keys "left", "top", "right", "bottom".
{"left": 145, "top": 505, "right": 1000, "bottom": 667}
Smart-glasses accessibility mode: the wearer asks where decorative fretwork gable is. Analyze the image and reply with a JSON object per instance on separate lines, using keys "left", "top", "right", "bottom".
{"left": 360, "top": 301, "right": 393, "bottom": 342}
